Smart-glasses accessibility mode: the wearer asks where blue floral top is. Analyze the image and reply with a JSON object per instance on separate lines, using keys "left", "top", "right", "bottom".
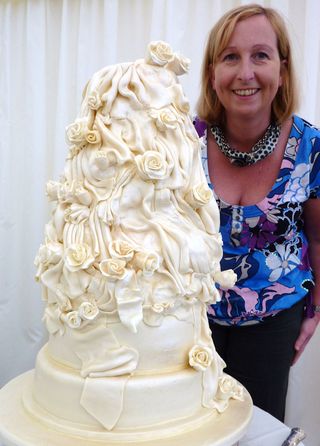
{"left": 194, "top": 115, "right": 320, "bottom": 325}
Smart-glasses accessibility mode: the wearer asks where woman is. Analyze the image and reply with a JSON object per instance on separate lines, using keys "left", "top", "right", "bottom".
{"left": 195, "top": 4, "right": 320, "bottom": 421}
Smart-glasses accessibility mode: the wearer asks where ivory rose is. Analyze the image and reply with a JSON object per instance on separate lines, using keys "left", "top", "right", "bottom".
{"left": 132, "top": 251, "right": 160, "bottom": 276}
{"left": 146, "top": 41, "right": 174, "bottom": 66}
{"left": 65, "top": 243, "right": 95, "bottom": 272}
{"left": 216, "top": 376, "right": 244, "bottom": 401}
{"left": 109, "top": 240, "right": 135, "bottom": 262}
{"left": 152, "top": 302, "right": 174, "bottom": 313}
{"left": 150, "top": 108, "right": 178, "bottom": 132}
{"left": 186, "top": 183, "right": 213, "bottom": 208}
{"left": 189, "top": 345, "right": 213, "bottom": 372}
{"left": 46, "top": 181, "right": 60, "bottom": 201}
{"left": 66, "top": 118, "right": 88, "bottom": 145}
{"left": 100, "top": 258, "right": 127, "bottom": 280}
{"left": 167, "top": 54, "right": 190, "bottom": 75}
{"left": 86, "top": 129, "right": 101, "bottom": 145}
{"left": 35, "top": 242, "right": 63, "bottom": 267}
{"left": 135, "top": 151, "right": 169, "bottom": 181}
{"left": 62, "top": 310, "right": 82, "bottom": 329}
{"left": 87, "top": 91, "right": 102, "bottom": 110}
{"left": 78, "top": 301, "right": 99, "bottom": 321}
{"left": 213, "top": 270, "right": 237, "bottom": 290}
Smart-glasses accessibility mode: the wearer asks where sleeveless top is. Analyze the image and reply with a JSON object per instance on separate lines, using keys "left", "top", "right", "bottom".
{"left": 194, "top": 115, "right": 320, "bottom": 326}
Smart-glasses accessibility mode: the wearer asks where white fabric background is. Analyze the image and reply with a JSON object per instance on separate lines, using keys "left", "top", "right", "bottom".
{"left": 0, "top": 0, "right": 319, "bottom": 444}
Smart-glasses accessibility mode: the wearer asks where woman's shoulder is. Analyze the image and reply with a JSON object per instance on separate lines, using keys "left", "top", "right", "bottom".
{"left": 193, "top": 116, "right": 207, "bottom": 138}
{"left": 293, "top": 115, "right": 320, "bottom": 138}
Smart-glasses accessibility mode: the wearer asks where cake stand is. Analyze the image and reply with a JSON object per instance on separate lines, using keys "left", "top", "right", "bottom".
{"left": 0, "top": 370, "right": 252, "bottom": 446}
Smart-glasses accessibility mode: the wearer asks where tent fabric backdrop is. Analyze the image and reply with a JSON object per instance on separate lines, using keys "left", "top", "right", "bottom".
{"left": 0, "top": 0, "right": 319, "bottom": 444}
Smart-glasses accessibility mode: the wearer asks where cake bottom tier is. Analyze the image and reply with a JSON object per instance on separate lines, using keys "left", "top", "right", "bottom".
{"left": 0, "top": 370, "right": 253, "bottom": 446}
{"left": 31, "top": 345, "right": 214, "bottom": 438}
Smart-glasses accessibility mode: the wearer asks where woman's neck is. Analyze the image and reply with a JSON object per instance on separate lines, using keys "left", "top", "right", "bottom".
{"left": 223, "top": 115, "right": 272, "bottom": 152}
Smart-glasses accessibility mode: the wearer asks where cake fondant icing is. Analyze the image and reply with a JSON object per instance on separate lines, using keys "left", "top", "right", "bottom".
{"left": 0, "top": 42, "right": 252, "bottom": 446}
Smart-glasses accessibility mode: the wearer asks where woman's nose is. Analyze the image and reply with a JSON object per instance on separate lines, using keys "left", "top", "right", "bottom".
{"left": 237, "top": 58, "right": 255, "bottom": 81}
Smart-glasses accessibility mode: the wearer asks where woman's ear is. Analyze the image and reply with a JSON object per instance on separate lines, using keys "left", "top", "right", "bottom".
{"left": 209, "top": 64, "right": 216, "bottom": 90}
{"left": 279, "top": 59, "right": 287, "bottom": 87}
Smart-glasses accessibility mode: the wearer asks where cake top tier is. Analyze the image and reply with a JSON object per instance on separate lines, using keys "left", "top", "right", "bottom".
{"left": 35, "top": 41, "right": 236, "bottom": 336}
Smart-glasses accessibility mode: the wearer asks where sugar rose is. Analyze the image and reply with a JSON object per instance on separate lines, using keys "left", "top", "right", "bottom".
{"left": 167, "top": 54, "right": 190, "bottom": 75}
{"left": 217, "top": 376, "right": 244, "bottom": 401}
{"left": 189, "top": 345, "right": 213, "bottom": 372}
{"left": 135, "top": 151, "right": 169, "bottom": 181}
{"left": 186, "top": 183, "right": 213, "bottom": 208}
{"left": 65, "top": 243, "right": 95, "bottom": 272}
{"left": 150, "top": 108, "right": 178, "bottom": 132}
{"left": 87, "top": 91, "right": 102, "bottom": 110}
{"left": 78, "top": 301, "right": 99, "bottom": 321}
{"left": 132, "top": 251, "right": 160, "bottom": 276}
{"left": 213, "top": 270, "right": 237, "bottom": 290}
{"left": 66, "top": 118, "right": 88, "bottom": 145}
{"left": 62, "top": 311, "right": 82, "bottom": 329}
{"left": 86, "top": 129, "right": 101, "bottom": 145}
{"left": 146, "top": 41, "right": 174, "bottom": 66}
{"left": 46, "top": 181, "right": 60, "bottom": 201}
{"left": 100, "top": 258, "right": 127, "bottom": 280}
{"left": 109, "top": 240, "right": 135, "bottom": 262}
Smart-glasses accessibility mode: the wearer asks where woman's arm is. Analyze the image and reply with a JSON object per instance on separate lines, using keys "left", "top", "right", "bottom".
{"left": 292, "top": 198, "right": 320, "bottom": 364}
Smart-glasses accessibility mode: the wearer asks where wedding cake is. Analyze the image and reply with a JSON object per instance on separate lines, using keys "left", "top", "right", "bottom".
{"left": 0, "top": 42, "right": 252, "bottom": 446}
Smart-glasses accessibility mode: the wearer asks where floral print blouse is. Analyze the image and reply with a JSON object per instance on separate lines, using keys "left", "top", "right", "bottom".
{"left": 194, "top": 115, "right": 320, "bottom": 325}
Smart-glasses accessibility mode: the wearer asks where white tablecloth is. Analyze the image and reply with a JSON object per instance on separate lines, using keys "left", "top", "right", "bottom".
{"left": 239, "top": 406, "right": 306, "bottom": 446}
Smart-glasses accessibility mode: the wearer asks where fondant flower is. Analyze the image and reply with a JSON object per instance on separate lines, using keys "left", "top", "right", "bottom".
{"left": 132, "top": 251, "right": 160, "bottom": 276}
{"left": 78, "top": 301, "right": 99, "bottom": 321}
{"left": 216, "top": 375, "right": 244, "bottom": 401}
{"left": 189, "top": 345, "right": 213, "bottom": 372}
{"left": 65, "top": 243, "right": 95, "bottom": 272}
{"left": 135, "top": 151, "right": 169, "bottom": 181}
{"left": 109, "top": 240, "right": 135, "bottom": 262}
{"left": 100, "top": 258, "right": 127, "bottom": 280}
{"left": 150, "top": 108, "right": 178, "bottom": 132}
{"left": 46, "top": 181, "right": 60, "bottom": 201}
{"left": 186, "top": 183, "right": 213, "bottom": 208}
{"left": 87, "top": 91, "right": 102, "bottom": 110}
{"left": 62, "top": 310, "right": 82, "bottom": 329}
{"left": 167, "top": 53, "right": 190, "bottom": 75}
{"left": 213, "top": 270, "right": 237, "bottom": 290}
{"left": 58, "top": 181, "right": 76, "bottom": 203}
{"left": 86, "top": 129, "right": 101, "bottom": 145}
{"left": 146, "top": 41, "right": 174, "bottom": 66}
{"left": 35, "top": 242, "right": 63, "bottom": 267}
{"left": 66, "top": 118, "right": 88, "bottom": 145}
{"left": 152, "top": 302, "right": 174, "bottom": 313}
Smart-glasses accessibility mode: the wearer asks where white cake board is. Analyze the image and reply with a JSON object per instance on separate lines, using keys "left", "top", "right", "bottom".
{"left": 0, "top": 371, "right": 252, "bottom": 446}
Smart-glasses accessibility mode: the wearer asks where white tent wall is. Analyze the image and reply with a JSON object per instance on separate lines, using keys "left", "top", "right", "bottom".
{"left": 0, "top": 0, "right": 319, "bottom": 444}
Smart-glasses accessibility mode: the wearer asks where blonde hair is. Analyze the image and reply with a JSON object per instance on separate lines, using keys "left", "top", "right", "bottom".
{"left": 196, "top": 4, "right": 298, "bottom": 125}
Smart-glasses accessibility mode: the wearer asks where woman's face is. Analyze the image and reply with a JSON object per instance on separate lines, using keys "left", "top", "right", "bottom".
{"left": 210, "top": 14, "right": 283, "bottom": 123}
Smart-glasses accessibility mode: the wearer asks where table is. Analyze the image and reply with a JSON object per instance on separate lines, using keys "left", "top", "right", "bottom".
{"left": 239, "top": 406, "right": 306, "bottom": 445}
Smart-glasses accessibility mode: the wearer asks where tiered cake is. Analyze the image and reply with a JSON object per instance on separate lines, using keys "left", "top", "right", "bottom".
{"left": 0, "top": 42, "right": 252, "bottom": 446}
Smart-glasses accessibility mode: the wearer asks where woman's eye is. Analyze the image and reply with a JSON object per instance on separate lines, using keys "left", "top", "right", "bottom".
{"left": 254, "top": 52, "right": 269, "bottom": 60}
{"left": 223, "top": 53, "right": 238, "bottom": 62}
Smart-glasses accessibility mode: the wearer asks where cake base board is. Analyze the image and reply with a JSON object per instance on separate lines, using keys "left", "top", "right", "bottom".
{"left": 0, "top": 371, "right": 253, "bottom": 446}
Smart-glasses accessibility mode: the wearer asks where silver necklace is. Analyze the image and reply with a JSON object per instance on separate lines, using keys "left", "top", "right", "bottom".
{"left": 210, "top": 123, "right": 281, "bottom": 167}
